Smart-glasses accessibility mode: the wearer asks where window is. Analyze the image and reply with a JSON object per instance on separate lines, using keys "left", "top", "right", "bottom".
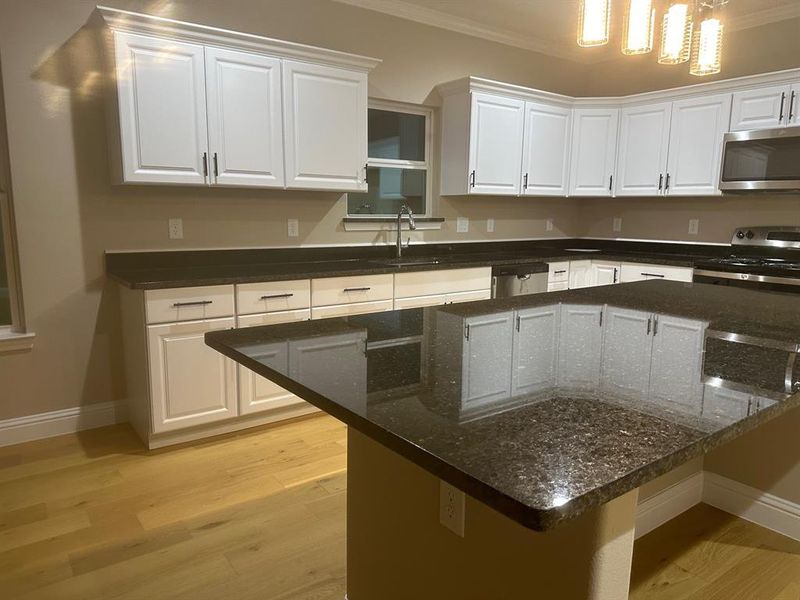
{"left": 347, "top": 101, "right": 432, "bottom": 217}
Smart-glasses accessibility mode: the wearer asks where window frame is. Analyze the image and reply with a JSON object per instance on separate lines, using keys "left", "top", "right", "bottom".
{"left": 347, "top": 99, "right": 434, "bottom": 218}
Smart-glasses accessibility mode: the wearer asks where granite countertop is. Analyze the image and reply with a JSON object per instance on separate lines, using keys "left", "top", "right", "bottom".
{"left": 106, "top": 239, "right": 729, "bottom": 290}
{"left": 205, "top": 280, "right": 800, "bottom": 531}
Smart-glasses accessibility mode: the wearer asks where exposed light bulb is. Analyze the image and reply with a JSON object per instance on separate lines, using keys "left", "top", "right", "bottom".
{"left": 659, "top": 2, "right": 693, "bottom": 64}
{"left": 690, "top": 16, "right": 723, "bottom": 76}
{"left": 578, "top": 0, "right": 611, "bottom": 47}
{"left": 622, "top": 0, "right": 656, "bottom": 55}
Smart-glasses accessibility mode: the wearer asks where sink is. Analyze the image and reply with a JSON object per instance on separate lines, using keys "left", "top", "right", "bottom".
{"left": 370, "top": 258, "right": 444, "bottom": 267}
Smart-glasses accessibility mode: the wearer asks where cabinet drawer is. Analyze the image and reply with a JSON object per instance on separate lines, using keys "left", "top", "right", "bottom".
{"left": 446, "top": 289, "right": 491, "bottom": 304}
{"left": 548, "top": 262, "right": 570, "bottom": 283}
{"left": 394, "top": 294, "right": 446, "bottom": 310}
{"left": 311, "top": 299, "right": 394, "bottom": 319}
{"left": 620, "top": 263, "right": 693, "bottom": 283}
{"left": 548, "top": 280, "right": 569, "bottom": 292}
{"left": 236, "top": 280, "right": 310, "bottom": 315}
{"left": 394, "top": 267, "right": 491, "bottom": 298}
{"left": 311, "top": 274, "right": 393, "bottom": 307}
{"left": 237, "top": 309, "right": 310, "bottom": 328}
{"left": 145, "top": 285, "right": 235, "bottom": 324}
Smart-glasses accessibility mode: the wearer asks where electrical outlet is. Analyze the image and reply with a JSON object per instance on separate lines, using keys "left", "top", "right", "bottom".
{"left": 456, "top": 217, "right": 469, "bottom": 233}
{"left": 546, "top": 218, "right": 554, "bottom": 232}
{"left": 688, "top": 219, "right": 699, "bottom": 235}
{"left": 486, "top": 218, "right": 495, "bottom": 233}
{"left": 439, "top": 480, "right": 465, "bottom": 537}
{"left": 168, "top": 218, "right": 183, "bottom": 240}
{"left": 613, "top": 217, "right": 623, "bottom": 233}
{"left": 287, "top": 219, "right": 299, "bottom": 238}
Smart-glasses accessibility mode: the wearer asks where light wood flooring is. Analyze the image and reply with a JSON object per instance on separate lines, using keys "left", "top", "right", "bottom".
{"left": 1, "top": 414, "right": 798, "bottom": 600}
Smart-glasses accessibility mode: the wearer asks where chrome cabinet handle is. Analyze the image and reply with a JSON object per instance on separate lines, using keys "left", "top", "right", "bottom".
{"left": 665, "top": 173, "right": 671, "bottom": 191}
{"left": 653, "top": 316, "right": 659, "bottom": 336}
{"left": 469, "top": 170, "right": 476, "bottom": 188}
{"left": 790, "top": 91, "right": 796, "bottom": 122}
{"left": 608, "top": 175, "right": 613, "bottom": 191}
{"left": 523, "top": 173, "right": 529, "bottom": 189}
{"left": 172, "top": 300, "right": 213, "bottom": 308}
{"left": 553, "top": 270, "right": 567, "bottom": 274}
{"left": 613, "top": 267, "right": 618, "bottom": 283}
{"left": 344, "top": 287, "right": 371, "bottom": 292}
{"left": 647, "top": 317, "right": 652, "bottom": 335}
{"left": 213, "top": 152, "right": 219, "bottom": 177}
{"left": 641, "top": 272, "right": 665, "bottom": 278}
{"left": 202, "top": 152, "right": 208, "bottom": 177}
{"left": 658, "top": 173, "right": 663, "bottom": 191}
{"left": 260, "top": 293, "right": 294, "bottom": 300}
{"left": 779, "top": 92, "right": 786, "bottom": 122}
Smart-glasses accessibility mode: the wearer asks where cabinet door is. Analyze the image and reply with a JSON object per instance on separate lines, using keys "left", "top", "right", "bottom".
{"left": 615, "top": 102, "right": 672, "bottom": 196}
{"left": 113, "top": 32, "right": 209, "bottom": 185}
{"left": 702, "top": 385, "right": 751, "bottom": 424}
{"left": 568, "top": 260, "right": 594, "bottom": 289}
{"left": 512, "top": 306, "right": 560, "bottom": 397}
{"left": 289, "top": 331, "right": 367, "bottom": 413}
{"left": 463, "top": 312, "right": 515, "bottom": 408}
{"left": 520, "top": 102, "right": 572, "bottom": 196}
{"left": 568, "top": 108, "right": 619, "bottom": 196}
{"left": 601, "top": 308, "right": 653, "bottom": 400}
{"left": 648, "top": 315, "right": 706, "bottom": 413}
{"left": 592, "top": 261, "right": 620, "bottom": 286}
{"left": 148, "top": 318, "right": 237, "bottom": 433}
{"left": 730, "top": 84, "right": 792, "bottom": 131}
{"left": 468, "top": 93, "right": 525, "bottom": 195}
{"left": 283, "top": 60, "right": 368, "bottom": 191}
{"left": 665, "top": 94, "right": 732, "bottom": 196}
{"left": 557, "top": 304, "right": 604, "bottom": 390}
{"left": 205, "top": 48, "right": 284, "bottom": 188}
{"left": 237, "top": 310, "right": 311, "bottom": 416}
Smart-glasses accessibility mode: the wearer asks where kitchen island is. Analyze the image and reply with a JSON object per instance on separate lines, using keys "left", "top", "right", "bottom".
{"left": 206, "top": 281, "right": 800, "bottom": 599}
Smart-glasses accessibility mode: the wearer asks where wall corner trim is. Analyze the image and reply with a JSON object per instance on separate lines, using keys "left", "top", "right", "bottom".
{"left": 0, "top": 401, "right": 125, "bottom": 447}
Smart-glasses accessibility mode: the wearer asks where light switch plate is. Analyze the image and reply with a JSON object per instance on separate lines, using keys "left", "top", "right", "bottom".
{"left": 287, "top": 219, "right": 299, "bottom": 238}
{"left": 688, "top": 219, "right": 699, "bottom": 235}
{"left": 168, "top": 218, "right": 183, "bottom": 240}
{"left": 486, "top": 218, "right": 495, "bottom": 233}
{"left": 457, "top": 217, "right": 469, "bottom": 233}
{"left": 439, "top": 480, "right": 465, "bottom": 537}
{"left": 613, "top": 217, "right": 623, "bottom": 233}
{"left": 546, "top": 218, "right": 554, "bottom": 232}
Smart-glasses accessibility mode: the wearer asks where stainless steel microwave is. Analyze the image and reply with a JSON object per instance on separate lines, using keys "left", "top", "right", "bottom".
{"left": 719, "top": 126, "right": 800, "bottom": 192}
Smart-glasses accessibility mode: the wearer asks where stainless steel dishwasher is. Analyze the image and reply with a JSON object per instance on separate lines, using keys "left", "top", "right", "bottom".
{"left": 491, "top": 263, "right": 549, "bottom": 298}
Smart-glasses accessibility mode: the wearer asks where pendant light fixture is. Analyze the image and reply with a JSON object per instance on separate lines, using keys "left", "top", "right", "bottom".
{"left": 658, "top": 2, "right": 693, "bottom": 64}
{"left": 577, "top": 0, "right": 611, "bottom": 47}
{"left": 690, "top": 1, "right": 725, "bottom": 76}
{"left": 622, "top": 0, "right": 656, "bottom": 55}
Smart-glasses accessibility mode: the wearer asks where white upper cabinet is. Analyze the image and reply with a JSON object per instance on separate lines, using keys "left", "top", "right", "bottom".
{"left": 468, "top": 93, "right": 525, "bottom": 195}
{"left": 282, "top": 60, "right": 368, "bottom": 192}
{"left": 205, "top": 48, "right": 284, "bottom": 188}
{"left": 520, "top": 102, "right": 572, "bottom": 196}
{"left": 112, "top": 32, "right": 209, "bottom": 185}
{"left": 569, "top": 108, "right": 619, "bottom": 197}
{"left": 665, "top": 93, "right": 732, "bottom": 196}
{"left": 615, "top": 102, "right": 672, "bottom": 196}
{"left": 730, "top": 84, "right": 794, "bottom": 131}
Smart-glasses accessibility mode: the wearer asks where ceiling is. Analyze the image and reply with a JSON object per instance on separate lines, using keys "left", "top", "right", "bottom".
{"left": 332, "top": 0, "right": 800, "bottom": 63}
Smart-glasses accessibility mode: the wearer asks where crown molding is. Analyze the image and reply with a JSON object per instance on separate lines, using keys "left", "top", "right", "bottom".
{"left": 96, "top": 5, "right": 382, "bottom": 71}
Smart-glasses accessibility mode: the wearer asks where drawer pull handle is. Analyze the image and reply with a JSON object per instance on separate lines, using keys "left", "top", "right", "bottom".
{"left": 553, "top": 270, "right": 567, "bottom": 274}
{"left": 344, "top": 287, "right": 371, "bottom": 292}
{"left": 260, "top": 293, "right": 294, "bottom": 300}
{"left": 641, "top": 272, "right": 665, "bottom": 278}
{"left": 172, "top": 300, "right": 213, "bottom": 308}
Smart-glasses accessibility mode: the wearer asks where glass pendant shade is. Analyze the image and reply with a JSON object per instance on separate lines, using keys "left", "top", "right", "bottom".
{"left": 578, "top": 0, "right": 611, "bottom": 47}
{"left": 622, "top": 0, "right": 656, "bottom": 55}
{"left": 658, "top": 2, "right": 693, "bottom": 64}
{"left": 690, "top": 15, "right": 723, "bottom": 75}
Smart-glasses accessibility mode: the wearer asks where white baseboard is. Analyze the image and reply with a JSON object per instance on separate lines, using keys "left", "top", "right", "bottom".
{"left": 0, "top": 401, "right": 125, "bottom": 447}
{"left": 703, "top": 472, "right": 800, "bottom": 542}
{"left": 635, "top": 471, "right": 704, "bottom": 539}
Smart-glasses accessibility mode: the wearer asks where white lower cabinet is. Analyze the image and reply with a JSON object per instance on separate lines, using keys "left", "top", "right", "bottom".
{"left": 512, "top": 306, "right": 560, "bottom": 397}
{"left": 568, "top": 260, "right": 594, "bottom": 289}
{"left": 648, "top": 315, "right": 706, "bottom": 412}
{"left": 703, "top": 385, "right": 751, "bottom": 423}
{"left": 557, "top": 304, "right": 604, "bottom": 390}
{"left": 601, "top": 308, "right": 653, "bottom": 399}
{"left": 619, "top": 264, "right": 693, "bottom": 283}
{"left": 592, "top": 261, "right": 621, "bottom": 286}
{"left": 462, "top": 312, "right": 516, "bottom": 408}
{"left": 147, "top": 317, "right": 238, "bottom": 433}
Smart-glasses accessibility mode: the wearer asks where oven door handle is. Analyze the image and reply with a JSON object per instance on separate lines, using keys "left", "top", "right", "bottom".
{"left": 693, "top": 269, "right": 800, "bottom": 287}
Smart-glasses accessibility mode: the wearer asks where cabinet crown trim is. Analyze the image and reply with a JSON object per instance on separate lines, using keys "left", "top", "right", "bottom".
{"left": 97, "top": 5, "right": 382, "bottom": 71}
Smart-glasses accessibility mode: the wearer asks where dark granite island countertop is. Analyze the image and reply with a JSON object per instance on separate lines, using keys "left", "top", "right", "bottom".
{"left": 206, "top": 280, "right": 800, "bottom": 535}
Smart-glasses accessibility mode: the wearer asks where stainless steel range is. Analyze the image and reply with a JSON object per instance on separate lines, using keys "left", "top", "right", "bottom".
{"left": 693, "top": 226, "right": 800, "bottom": 293}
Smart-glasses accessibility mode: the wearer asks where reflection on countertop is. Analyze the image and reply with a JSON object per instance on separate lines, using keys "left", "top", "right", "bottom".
{"left": 206, "top": 280, "right": 800, "bottom": 531}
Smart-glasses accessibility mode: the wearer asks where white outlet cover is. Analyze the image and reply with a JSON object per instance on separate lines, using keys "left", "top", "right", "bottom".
{"left": 486, "top": 218, "right": 495, "bottom": 233}
{"left": 546, "top": 218, "right": 554, "bottom": 232}
{"left": 456, "top": 217, "right": 469, "bottom": 233}
{"left": 688, "top": 219, "right": 700, "bottom": 235}
{"left": 287, "top": 218, "right": 299, "bottom": 238}
{"left": 613, "top": 217, "right": 622, "bottom": 233}
{"left": 439, "top": 480, "right": 465, "bottom": 537}
{"left": 168, "top": 218, "right": 183, "bottom": 240}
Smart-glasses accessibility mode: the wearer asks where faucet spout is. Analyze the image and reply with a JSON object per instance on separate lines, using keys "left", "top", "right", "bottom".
{"left": 396, "top": 205, "right": 416, "bottom": 258}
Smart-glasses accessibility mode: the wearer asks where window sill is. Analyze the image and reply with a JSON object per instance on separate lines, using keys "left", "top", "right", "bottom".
{"left": 0, "top": 330, "right": 35, "bottom": 354}
{"left": 342, "top": 217, "right": 444, "bottom": 232}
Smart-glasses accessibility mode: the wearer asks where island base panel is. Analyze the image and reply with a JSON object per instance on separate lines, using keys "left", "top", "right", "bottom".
{"left": 346, "top": 429, "right": 638, "bottom": 600}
